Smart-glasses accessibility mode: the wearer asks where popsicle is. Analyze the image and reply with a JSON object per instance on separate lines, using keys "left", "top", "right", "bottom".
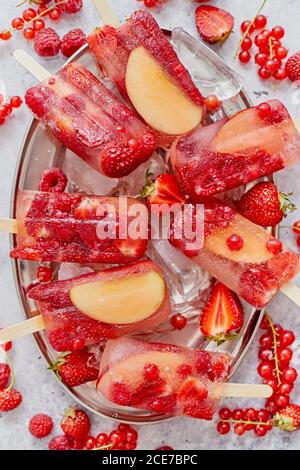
{"left": 87, "top": 9, "right": 203, "bottom": 146}
{"left": 97, "top": 338, "right": 272, "bottom": 419}
{"left": 9, "top": 191, "right": 148, "bottom": 264}
{"left": 0, "top": 260, "right": 169, "bottom": 352}
{"left": 171, "top": 100, "right": 300, "bottom": 200}
{"left": 24, "top": 60, "right": 156, "bottom": 178}
{"left": 169, "top": 199, "right": 300, "bottom": 308}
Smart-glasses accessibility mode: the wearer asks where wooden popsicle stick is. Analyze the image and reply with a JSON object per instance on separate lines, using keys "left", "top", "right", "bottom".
{"left": 280, "top": 281, "right": 300, "bottom": 307}
{"left": 92, "top": 0, "right": 120, "bottom": 27}
{"left": 220, "top": 383, "right": 272, "bottom": 398}
{"left": 0, "top": 315, "right": 45, "bottom": 344}
{"left": 14, "top": 50, "right": 50, "bottom": 82}
{"left": 0, "top": 218, "right": 17, "bottom": 234}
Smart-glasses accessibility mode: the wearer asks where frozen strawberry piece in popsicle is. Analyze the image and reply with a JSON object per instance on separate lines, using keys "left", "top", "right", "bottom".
{"left": 10, "top": 191, "right": 148, "bottom": 264}
{"left": 25, "top": 62, "right": 156, "bottom": 178}
{"left": 97, "top": 337, "right": 230, "bottom": 420}
{"left": 171, "top": 100, "right": 300, "bottom": 200}
{"left": 28, "top": 260, "right": 170, "bottom": 352}
{"left": 87, "top": 10, "right": 203, "bottom": 146}
{"left": 169, "top": 199, "right": 300, "bottom": 308}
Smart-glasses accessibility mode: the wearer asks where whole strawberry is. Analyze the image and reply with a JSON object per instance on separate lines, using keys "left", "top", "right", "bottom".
{"left": 0, "top": 364, "right": 10, "bottom": 388}
{"left": 0, "top": 388, "right": 22, "bottom": 412}
{"left": 274, "top": 404, "right": 300, "bottom": 432}
{"left": 195, "top": 5, "right": 234, "bottom": 44}
{"left": 238, "top": 182, "right": 296, "bottom": 227}
{"left": 29, "top": 413, "right": 53, "bottom": 439}
{"left": 61, "top": 407, "right": 90, "bottom": 441}
{"left": 50, "top": 349, "right": 98, "bottom": 387}
{"left": 285, "top": 52, "right": 300, "bottom": 82}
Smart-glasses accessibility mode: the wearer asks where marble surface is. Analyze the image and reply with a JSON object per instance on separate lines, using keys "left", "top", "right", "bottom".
{"left": 1, "top": 0, "right": 300, "bottom": 450}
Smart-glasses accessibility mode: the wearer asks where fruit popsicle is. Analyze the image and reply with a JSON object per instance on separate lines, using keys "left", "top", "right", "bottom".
{"left": 25, "top": 61, "right": 156, "bottom": 178}
{"left": 28, "top": 260, "right": 170, "bottom": 352}
{"left": 97, "top": 337, "right": 230, "bottom": 420}
{"left": 169, "top": 199, "right": 300, "bottom": 308}
{"left": 87, "top": 10, "right": 203, "bottom": 146}
{"left": 10, "top": 191, "right": 148, "bottom": 264}
{"left": 171, "top": 100, "right": 300, "bottom": 200}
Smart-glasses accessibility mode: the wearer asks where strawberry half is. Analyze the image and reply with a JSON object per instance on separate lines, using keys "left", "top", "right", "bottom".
{"left": 238, "top": 181, "right": 296, "bottom": 227}
{"left": 140, "top": 171, "right": 185, "bottom": 210}
{"left": 200, "top": 283, "right": 243, "bottom": 345}
{"left": 195, "top": 5, "right": 234, "bottom": 44}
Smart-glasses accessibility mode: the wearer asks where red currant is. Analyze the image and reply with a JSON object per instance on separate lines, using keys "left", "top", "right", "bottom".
{"left": 124, "top": 442, "right": 137, "bottom": 450}
{"left": 11, "top": 18, "right": 25, "bottom": 30}
{"left": 232, "top": 409, "right": 244, "bottom": 420}
{"left": 278, "top": 348, "right": 293, "bottom": 363}
{"left": 226, "top": 234, "right": 244, "bottom": 251}
{"left": 257, "top": 409, "right": 270, "bottom": 421}
{"left": 277, "top": 381, "right": 293, "bottom": 396}
{"left": 260, "top": 315, "right": 270, "bottom": 329}
{"left": 240, "top": 20, "right": 255, "bottom": 34}
{"left": 23, "top": 28, "right": 36, "bottom": 40}
{"left": 84, "top": 436, "right": 96, "bottom": 450}
{"left": 266, "top": 239, "right": 283, "bottom": 255}
{"left": 271, "top": 26, "right": 285, "bottom": 39}
{"left": 117, "top": 424, "right": 130, "bottom": 433}
{"left": 204, "top": 95, "right": 221, "bottom": 112}
{"left": 96, "top": 433, "right": 109, "bottom": 447}
{"left": 275, "top": 46, "right": 288, "bottom": 59}
{"left": 292, "top": 221, "right": 300, "bottom": 234}
{"left": 258, "top": 348, "right": 273, "bottom": 362}
{"left": 255, "top": 52, "right": 268, "bottom": 66}
{"left": 49, "top": 8, "right": 62, "bottom": 20}
{"left": 263, "top": 378, "right": 277, "bottom": 390}
{"left": 22, "top": 8, "right": 37, "bottom": 22}
{"left": 271, "top": 38, "right": 281, "bottom": 49}
{"left": 10, "top": 96, "right": 22, "bottom": 108}
{"left": 171, "top": 314, "right": 187, "bottom": 330}
{"left": 255, "top": 33, "right": 268, "bottom": 47}
{"left": 109, "top": 430, "right": 125, "bottom": 449}
{"left": 254, "top": 15, "right": 267, "bottom": 29}
{"left": 258, "top": 67, "right": 272, "bottom": 79}
{"left": 241, "top": 36, "right": 253, "bottom": 50}
{"left": 144, "top": 0, "right": 158, "bottom": 7}
{"left": 281, "top": 367, "right": 297, "bottom": 383}
{"left": 38, "top": 5, "right": 49, "bottom": 16}
{"left": 1, "top": 340, "right": 12, "bottom": 351}
{"left": 143, "top": 363, "right": 160, "bottom": 381}
{"left": 254, "top": 425, "right": 268, "bottom": 437}
{"left": 219, "top": 408, "right": 232, "bottom": 420}
{"left": 0, "top": 30, "right": 12, "bottom": 41}
{"left": 234, "top": 423, "right": 246, "bottom": 436}
{"left": 244, "top": 408, "right": 257, "bottom": 421}
{"left": 265, "top": 399, "right": 278, "bottom": 414}
{"left": 125, "top": 428, "right": 138, "bottom": 443}
{"left": 274, "top": 394, "right": 289, "bottom": 408}
{"left": 274, "top": 68, "right": 287, "bottom": 81}
{"left": 217, "top": 421, "right": 230, "bottom": 435}
{"left": 257, "top": 361, "right": 274, "bottom": 379}
{"left": 0, "top": 103, "right": 12, "bottom": 117}
{"left": 239, "top": 50, "right": 251, "bottom": 63}
{"left": 279, "top": 330, "right": 295, "bottom": 346}
{"left": 37, "top": 266, "right": 53, "bottom": 282}
{"left": 259, "top": 333, "right": 273, "bottom": 349}
{"left": 265, "top": 59, "right": 277, "bottom": 73}
{"left": 33, "top": 19, "right": 45, "bottom": 31}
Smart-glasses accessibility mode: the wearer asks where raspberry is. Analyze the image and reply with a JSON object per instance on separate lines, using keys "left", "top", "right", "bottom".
{"left": 48, "top": 435, "right": 72, "bottom": 450}
{"left": 56, "top": 0, "right": 83, "bottom": 14}
{"left": 285, "top": 52, "right": 300, "bottom": 82}
{"left": 0, "top": 364, "right": 10, "bottom": 388}
{"left": 61, "top": 29, "right": 86, "bottom": 58}
{"left": 29, "top": 413, "right": 53, "bottom": 438}
{"left": 34, "top": 28, "right": 61, "bottom": 57}
{"left": 39, "top": 167, "right": 68, "bottom": 193}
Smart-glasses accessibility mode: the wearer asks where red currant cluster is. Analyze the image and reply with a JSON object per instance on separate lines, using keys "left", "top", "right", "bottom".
{"left": 0, "top": 0, "right": 83, "bottom": 42}
{"left": 216, "top": 315, "right": 297, "bottom": 437}
{"left": 84, "top": 423, "right": 138, "bottom": 451}
{"left": 238, "top": 15, "right": 289, "bottom": 81}
{"left": 0, "top": 95, "right": 22, "bottom": 126}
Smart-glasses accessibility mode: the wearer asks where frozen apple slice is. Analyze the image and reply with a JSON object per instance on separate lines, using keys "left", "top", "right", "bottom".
{"left": 70, "top": 269, "right": 166, "bottom": 324}
{"left": 125, "top": 47, "right": 203, "bottom": 135}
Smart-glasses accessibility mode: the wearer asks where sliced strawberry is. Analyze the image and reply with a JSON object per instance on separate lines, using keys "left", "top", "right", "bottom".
{"left": 195, "top": 5, "right": 234, "bottom": 44}
{"left": 117, "top": 238, "right": 148, "bottom": 260}
{"left": 200, "top": 283, "right": 243, "bottom": 344}
{"left": 140, "top": 172, "right": 185, "bottom": 209}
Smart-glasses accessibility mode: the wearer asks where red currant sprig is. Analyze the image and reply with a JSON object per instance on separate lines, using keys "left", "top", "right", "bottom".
{"left": 217, "top": 407, "right": 273, "bottom": 437}
{"left": 0, "top": 95, "right": 23, "bottom": 126}
{"left": 236, "top": 0, "right": 269, "bottom": 57}
{"left": 85, "top": 423, "right": 138, "bottom": 451}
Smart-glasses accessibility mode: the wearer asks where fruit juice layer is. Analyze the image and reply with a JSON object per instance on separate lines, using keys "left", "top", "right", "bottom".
{"left": 25, "top": 62, "right": 156, "bottom": 178}
{"left": 97, "top": 338, "right": 230, "bottom": 420}
{"left": 170, "top": 200, "right": 300, "bottom": 308}
{"left": 87, "top": 10, "right": 203, "bottom": 146}
{"left": 28, "top": 260, "right": 170, "bottom": 352}
{"left": 10, "top": 191, "right": 148, "bottom": 264}
{"left": 171, "top": 100, "right": 300, "bottom": 200}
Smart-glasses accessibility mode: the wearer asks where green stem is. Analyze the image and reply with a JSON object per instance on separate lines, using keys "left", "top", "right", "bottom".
{"left": 221, "top": 419, "right": 272, "bottom": 427}
{"left": 235, "top": 0, "right": 269, "bottom": 58}
{"left": 267, "top": 314, "right": 282, "bottom": 386}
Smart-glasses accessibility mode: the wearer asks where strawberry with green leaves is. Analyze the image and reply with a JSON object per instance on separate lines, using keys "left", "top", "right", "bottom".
{"left": 50, "top": 349, "right": 98, "bottom": 388}
{"left": 140, "top": 171, "right": 185, "bottom": 212}
{"left": 200, "top": 283, "right": 244, "bottom": 345}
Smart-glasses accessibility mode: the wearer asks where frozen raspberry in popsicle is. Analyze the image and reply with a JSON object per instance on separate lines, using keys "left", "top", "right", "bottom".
{"left": 87, "top": 10, "right": 203, "bottom": 146}
{"left": 28, "top": 260, "right": 170, "bottom": 352}
{"left": 171, "top": 100, "right": 300, "bottom": 200}
{"left": 169, "top": 199, "right": 300, "bottom": 308}
{"left": 25, "top": 62, "right": 156, "bottom": 178}
{"left": 10, "top": 191, "right": 148, "bottom": 264}
{"left": 97, "top": 337, "right": 230, "bottom": 420}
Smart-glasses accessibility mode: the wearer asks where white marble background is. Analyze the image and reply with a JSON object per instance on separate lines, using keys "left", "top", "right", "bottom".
{"left": 1, "top": 0, "right": 300, "bottom": 450}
